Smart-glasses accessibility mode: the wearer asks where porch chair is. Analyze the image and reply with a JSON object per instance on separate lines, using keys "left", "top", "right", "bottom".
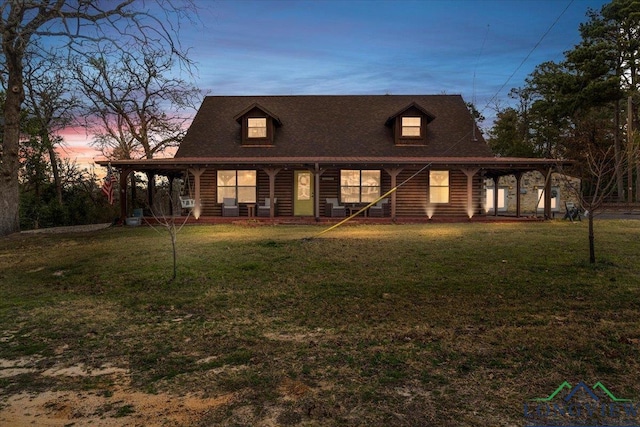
{"left": 222, "top": 197, "right": 239, "bottom": 217}
{"left": 257, "top": 198, "right": 277, "bottom": 217}
{"left": 563, "top": 201, "right": 581, "bottom": 222}
{"left": 368, "top": 198, "right": 389, "bottom": 217}
{"left": 325, "top": 198, "right": 346, "bottom": 217}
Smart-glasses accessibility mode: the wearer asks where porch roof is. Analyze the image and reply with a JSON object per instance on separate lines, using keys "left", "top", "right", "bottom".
{"left": 96, "top": 156, "right": 571, "bottom": 176}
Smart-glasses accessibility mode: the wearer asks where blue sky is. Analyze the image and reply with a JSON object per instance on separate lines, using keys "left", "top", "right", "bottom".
{"left": 184, "top": 0, "right": 608, "bottom": 115}
{"left": 68, "top": 0, "right": 610, "bottom": 163}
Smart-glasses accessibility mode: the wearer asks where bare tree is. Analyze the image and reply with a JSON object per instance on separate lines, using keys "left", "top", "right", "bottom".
{"left": 560, "top": 141, "right": 636, "bottom": 264}
{"left": 146, "top": 189, "right": 191, "bottom": 281}
{"left": 0, "top": 0, "right": 196, "bottom": 236}
{"left": 23, "top": 49, "right": 80, "bottom": 204}
{"left": 75, "top": 47, "right": 200, "bottom": 161}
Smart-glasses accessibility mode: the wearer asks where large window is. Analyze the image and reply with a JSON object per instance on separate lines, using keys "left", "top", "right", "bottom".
{"left": 429, "top": 170, "right": 449, "bottom": 203}
{"left": 217, "top": 170, "right": 256, "bottom": 203}
{"left": 485, "top": 187, "right": 507, "bottom": 212}
{"left": 340, "top": 170, "right": 381, "bottom": 203}
{"left": 247, "top": 118, "right": 267, "bottom": 138}
{"left": 401, "top": 117, "right": 421, "bottom": 137}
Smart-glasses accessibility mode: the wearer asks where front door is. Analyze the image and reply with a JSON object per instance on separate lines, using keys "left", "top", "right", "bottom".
{"left": 294, "top": 170, "right": 314, "bottom": 216}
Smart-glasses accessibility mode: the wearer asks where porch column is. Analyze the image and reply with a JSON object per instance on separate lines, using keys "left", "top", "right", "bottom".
{"left": 168, "top": 175, "right": 175, "bottom": 216}
{"left": 543, "top": 168, "right": 552, "bottom": 219}
{"left": 384, "top": 167, "right": 403, "bottom": 220}
{"left": 119, "top": 168, "right": 133, "bottom": 223}
{"left": 146, "top": 171, "right": 155, "bottom": 211}
{"left": 188, "top": 168, "right": 205, "bottom": 220}
{"left": 515, "top": 172, "right": 522, "bottom": 218}
{"left": 313, "top": 164, "right": 324, "bottom": 221}
{"left": 461, "top": 168, "right": 479, "bottom": 219}
{"left": 263, "top": 168, "right": 281, "bottom": 218}
{"left": 493, "top": 176, "right": 499, "bottom": 217}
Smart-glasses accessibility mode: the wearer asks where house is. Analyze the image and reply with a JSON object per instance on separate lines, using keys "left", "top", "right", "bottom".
{"left": 98, "top": 95, "right": 571, "bottom": 222}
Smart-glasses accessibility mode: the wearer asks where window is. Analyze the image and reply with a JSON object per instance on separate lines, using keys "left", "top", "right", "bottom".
{"left": 537, "top": 187, "right": 559, "bottom": 211}
{"left": 485, "top": 187, "right": 507, "bottom": 212}
{"left": 217, "top": 170, "right": 256, "bottom": 203}
{"left": 401, "top": 117, "right": 421, "bottom": 137}
{"left": 247, "top": 118, "right": 267, "bottom": 138}
{"left": 340, "top": 170, "right": 381, "bottom": 203}
{"left": 429, "top": 170, "right": 449, "bottom": 203}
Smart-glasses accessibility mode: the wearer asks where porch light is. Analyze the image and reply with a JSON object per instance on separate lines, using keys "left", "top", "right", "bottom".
{"left": 466, "top": 208, "right": 474, "bottom": 219}
{"left": 426, "top": 205, "right": 434, "bottom": 219}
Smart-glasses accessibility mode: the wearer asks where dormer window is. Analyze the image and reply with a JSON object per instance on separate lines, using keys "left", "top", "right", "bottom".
{"left": 234, "top": 103, "right": 282, "bottom": 146}
{"left": 248, "top": 118, "right": 267, "bottom": 138}
{"left": 401, "top": 117, "right": 422, "bottom": 137}
{"left": 385, "top": 102, "right": 435, "bottom": 146}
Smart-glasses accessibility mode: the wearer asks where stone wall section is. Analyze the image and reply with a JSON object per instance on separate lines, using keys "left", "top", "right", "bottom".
{"left": 485, "top": 171, "right": 581, "bottom": 216}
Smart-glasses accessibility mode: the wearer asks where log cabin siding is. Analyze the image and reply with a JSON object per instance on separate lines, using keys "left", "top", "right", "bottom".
{"left": 395, "top": 168, "right": 428, "bottom": 217}
{"left": 201, "top": 170, "right": 218, "bottom": 216}
{"left": 257, "top": 169, "right": 294, "bottom": 216}
{"left": 393, "top": 169, "right": 484, "bottom": 217}
{"left": 189, "top": 167, "right": 484, "bottom": 218}
{"left": 319, "top": 169, "right": 341, "bottom": 217}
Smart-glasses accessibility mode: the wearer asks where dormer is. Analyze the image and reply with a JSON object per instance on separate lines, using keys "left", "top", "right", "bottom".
{"left": 385, "top": 102, "right": 436, "bottom": 145}
{"left": 234, "top": 103, "right": 282, "bottom": 146}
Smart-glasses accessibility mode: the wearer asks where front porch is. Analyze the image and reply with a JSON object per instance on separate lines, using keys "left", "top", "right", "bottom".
{"left": 99, "top": 157, "right": 572, "bottom": 224}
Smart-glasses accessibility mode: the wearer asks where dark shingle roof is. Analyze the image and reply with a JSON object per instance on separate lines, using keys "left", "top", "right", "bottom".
{"left": 175, "top": 95, "right": 492, "bottom": 159}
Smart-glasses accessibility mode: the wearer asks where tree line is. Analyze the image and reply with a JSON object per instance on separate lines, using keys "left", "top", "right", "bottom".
{"left": 0, "top": 1, "right": 201, "bottom": 234}
{"left": 485, "top": 0, "right": 640, "bottom": 263}
{"left": 487, "top": 0, "right": 639, "bottom": 205}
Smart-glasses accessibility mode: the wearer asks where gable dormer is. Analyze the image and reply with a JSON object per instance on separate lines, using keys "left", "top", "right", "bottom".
{"left": 234, "top": 103, "right": 282, "bottom": 146}
{"left": 385, "top": 102, "right": 436, "bottom": 146}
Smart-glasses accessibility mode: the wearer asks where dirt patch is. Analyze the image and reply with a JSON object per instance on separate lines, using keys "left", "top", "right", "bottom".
{"left": 1, "top": 388, "right": 233, "bottom": 426}
{"left": 0, "top": 362, "right": 233, "bottom": 426}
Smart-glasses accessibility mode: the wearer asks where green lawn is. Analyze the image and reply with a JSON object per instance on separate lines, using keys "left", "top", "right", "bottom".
{"left": 1, "top": 220, "right": 640, "bottom": 426}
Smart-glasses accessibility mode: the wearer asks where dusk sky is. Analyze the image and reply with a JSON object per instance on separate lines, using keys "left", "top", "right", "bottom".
{"left": 64, "top": 0, "right": 610, "bottom": 166}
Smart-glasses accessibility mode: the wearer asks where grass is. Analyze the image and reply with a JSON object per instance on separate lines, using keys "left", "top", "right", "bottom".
{"left": 1, "top": 220, "right": 640, "bottom": 426}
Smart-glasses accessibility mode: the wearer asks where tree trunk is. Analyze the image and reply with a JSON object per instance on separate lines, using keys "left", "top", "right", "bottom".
{"left": 636, "top": 159, "right": 640, "bottom": 203}
{"left": 0, "top": 48, "right": 25, "bottom": 236}
{"left": 588, "top": 210, "right": 595, "bottom": 264}
{"left": 170, "top": 223, "right": 177, "bottom": 281}
{"left": 614, "top": 99, "right": 625, "bottom": 202}
{"left": 44, "top": 134, "right": 63, "bottom": 205}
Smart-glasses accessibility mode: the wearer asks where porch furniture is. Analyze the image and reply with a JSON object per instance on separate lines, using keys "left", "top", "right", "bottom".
{"left": 247, "top": 204, "right": 256, "bottom": 217}
{"left": 563, "top": 201, "right": 581, "bottom": 222}
{"left": 222, "top": 198, "right": 239, "bottom": 217}
{"left": 325, "top": 198, "right": 346, "bottom": 217}
{"left": 368, "top": 198, "right": 389, "bottom": 217}
{"left": 347, "top": 204, "right": 367, "bottom": 217}
{"left": 180, "top": 196, "right": 196, "bottom": 209}
{"left": 257, "top": 198, "right": 277, "bottom": 217}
